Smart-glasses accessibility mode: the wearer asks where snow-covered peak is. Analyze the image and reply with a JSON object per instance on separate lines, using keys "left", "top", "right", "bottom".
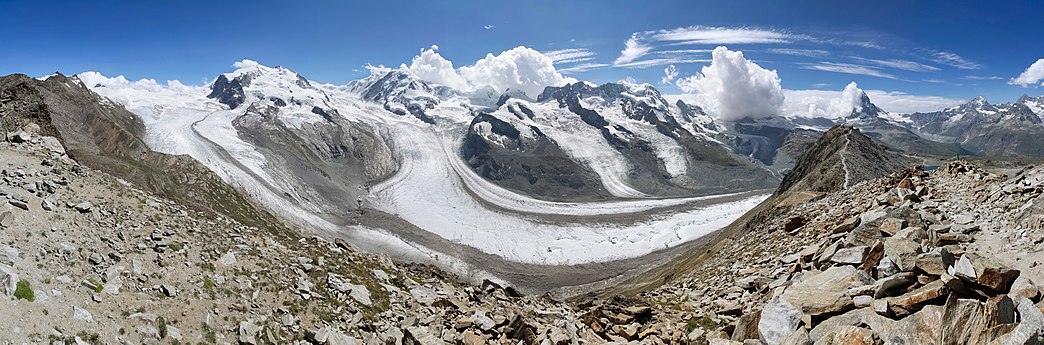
{"left": 1016, "top": 94, "right": 1044, "bottom": 116}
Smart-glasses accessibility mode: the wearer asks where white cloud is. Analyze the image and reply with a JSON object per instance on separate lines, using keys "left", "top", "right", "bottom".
{"left": 930, "top": 51, "right": 981, "bottom": 70}
{"left": 77, "top": 71, "right": 201, "bottom": 93}
{"left": 675, "top": 46, "right": 784, "bottom": 121}
{"left": 1010, "top": 59, "right": 1044, "bottom": 87}
{"left": 768, "top": 48, "right": 829, "bottom": 57}
{"left": 542, "top": 48, "right": 596, "bottom": 64}
{"left": 654, "top": 26, "right": 792, "bottom": 45}
{"left": 781, "top": 82, "right": 865, "bottom": 118}
{"left": 798, "top": 62, "right": 898, "bottom": 79}
{"left": 782, "top": 87, "right": 962, "bottom": 117}
{"left": 233, "top": 59, "right": 260, "bottom": 69}
{"left": 615, "top": 58, "right": 711, "bottom": 69}
{"left": 660, "top": 64, "right": 678, "bottom": 84}
{"left": 403, "top": 45, "right": 470, "bottom": 90}
{"left": 963, "top": 75, "right": 1003, "bottom": 80}
{"left": 483, "top": 24, "right": 495, "bottom": 30}
{"left": 614, "top": 35, "right": 652, "bottom": 65}
{"left": 459, "top": 46, "right": 576, "bottom": 98}
{"left": 557, "top": 63, "right": 611, "bottom": 73}
{"left": 851, "top": 57, "right": 940, "bottom": 72}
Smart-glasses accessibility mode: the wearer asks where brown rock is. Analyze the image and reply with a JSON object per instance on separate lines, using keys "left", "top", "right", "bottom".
{"left": 882, "top": 305, "right": 944, "bottom": 343}
{"left": 914, "top": 248, "right": 954, "bottom": 276}
{"left": 984, "top": 295, "right": 1016, "bottom": 328}
{"left": 883, "top": 238, "right": 921, "bottom": 272}
{"left": 846, "top": 225, "right": 883, "bottom": 248}
{"left": 784, "top": 216, "right": 808, "bottom": 234}
{"left": 861, "top": 241, "right": 885, "bottom": 274}
{"left": 874, "top": 272, "right": 917, "bottom": 298}
{"left": 977, "top": 267, "right": 1020, "bottom": 294}
{"left": 1009, "top": 276, "right": 1041, "bottom": 301}
{"left": 897, "top": 178, "right": 913, "bottom": 189}
{"left": 939, "top": 294, "right": 988, "bottom": 345}
{"left": 878, "top": 218, "right": 908, "bottom": 236}
{"left": 831, "top": 326, "right": 879, "bottom": 345}
{"left": 887, "top": 280, "right": 949, "bottom": 316}
{"left": 936, "top": 233, "right": 971, "bottom": 246}
{"left": 731, "top": 311, "right": 761, "bottom": 341}
{"left": 460, "top": 331, "right": 485, "bottom": 345}
{"left": 833, "top": 216, "right": 861, "bottom": 235}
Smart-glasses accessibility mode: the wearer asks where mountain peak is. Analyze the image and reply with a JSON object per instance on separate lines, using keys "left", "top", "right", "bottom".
{"left": 776, "top": 126, "right": 911, "bottom": 195}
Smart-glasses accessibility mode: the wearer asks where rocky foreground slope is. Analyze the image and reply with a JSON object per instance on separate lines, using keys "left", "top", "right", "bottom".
{"left": 4, "top": 123, "right": 1044, "bottom": 344}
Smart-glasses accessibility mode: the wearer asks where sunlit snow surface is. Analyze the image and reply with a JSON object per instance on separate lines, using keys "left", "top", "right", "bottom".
{"left": 81, "top": 70, "right": 767, "bottom": 265}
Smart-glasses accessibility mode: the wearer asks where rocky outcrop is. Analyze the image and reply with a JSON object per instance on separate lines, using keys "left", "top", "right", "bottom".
{"left": 776, "top": 126, "right": 913, "bottom": 196}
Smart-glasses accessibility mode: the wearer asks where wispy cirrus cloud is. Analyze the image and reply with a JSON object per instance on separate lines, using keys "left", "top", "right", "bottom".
{"left": 558, "top": 62, "right": 612, "bottom": 73}
{"left": 963, "top": 75, "right": 1003, "bottom": 80}
{"left": 542, "top": 48, "right": 597, "bottom": 64}
{"left": 851, "top": 57, "right": 940, "bottom": 72}
{"left": 798, "top": 62, "right": 898, "bottom": 79}
{"left": 928, "top": 51, "right": 981, "bottom": 70}
{"left": 768, "top": 48, "right": 830, "bottom": 57}
{"left": 614, "top": 26, "right": 881, "bottom": 69}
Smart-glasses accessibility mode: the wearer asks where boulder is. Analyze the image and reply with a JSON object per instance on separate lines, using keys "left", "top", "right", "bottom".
{"left": 778, "top": 328, "right": 812, "bottom": 345}
{"left": 808, "top": 308, "right": 894, "bottom": 342}
{"left": 833, "top": 216, "right": 861, "bottom": 234}
{"left": 874, "top": 272, "right": 916, "bottom": 298}
{"left": 983, "top": 295, "right": 1016, "bottom": 328}
{"left": 939, "top": 295, "right": 988, "bottom": 344}
{"left": 830, "top": 326, "right": 878, "bottom": 345}
{"left": 846, "top": 225, "right": 883, "bottom": 248}
{"left": 876, "top": 257, "right": 899, "bottom": 278}
{"left": 758, "top": 293, "right": 803, "bottom": 345}
{"left": 887, "top": 280, "right": 948, "bottom": 316}
{"left": 914, "top": 248, "right": 954, "bottom": 276}
{"left": 0, "top": 265, "right": 18, "bottom": 295}
{"left": 731, "top": 311, "right": 761, "bottom": 342}
{"left": 990, "top": 298, "right": 1044, "bottom": 344}
{"left": 977, "top": 267, "right": 1020, "bottom": 294}
{"left": 881, "top": 305, "right": 943, "bottom": 344}
{"left": 74, "top": 202, "right": 93, "bottom": 213}
{"left": 0, "top": 211, "right": 13, "bottom": 228}
{"left": 883, "top": 238, "right": 921, "bottom": 272}
{"left": 403, "top": 326, "right": 444, "bottom": 345}
{"left": 878, "top": 218, "right": 908, "bottom": 236}
{"left": 780, "top": 266, "right": 873, "bottom": 325}
{"left": 1009, "top": 276, "right": 1041, "bottom": 301}
{"left": 831, "top": 246, "right": 869, "bottom": 265}
{"left": 948, "top": 255, "right": 977, "bottom": 281}
{"left": 861, "top": 241, "right": 885, "bottom": 273}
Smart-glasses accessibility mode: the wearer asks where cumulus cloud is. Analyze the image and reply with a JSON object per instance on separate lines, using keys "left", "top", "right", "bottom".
{"left": 1010, "top": 58, "right": 1044, "bottom": 87}
{"left": 77, "top": 71, "right": 199, "bottom": 93}
{"left": 233, "top": 59, "right": 261, "bottom": 69}
{"left": 781, "top": 82, "right": 868, "bottom": 118}
{"left": 675, "top": 46, "right": 784, "bottom": 121}
{"left": 781, "top": 86, "right": 962, "bottom": 117}
{"left": 459, "top": 46, "right": 576, "bottom": 98}
{"left": 660, "top": 64, "right": 679, "bottom": 84}
{"left": 397, "top": 45, "right": 575, "bottom": 97}
{"left": 403, "top": 45, "right": 470, "bottom": 90}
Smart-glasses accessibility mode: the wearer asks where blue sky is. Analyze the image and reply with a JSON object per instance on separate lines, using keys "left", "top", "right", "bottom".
{"left": 2, "top": 0, "right": 1043, "bottom": 104}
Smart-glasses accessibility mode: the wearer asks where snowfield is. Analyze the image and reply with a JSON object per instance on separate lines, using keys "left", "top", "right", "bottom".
{"left": 79, "top": 67, "right": 769, "bottom": 267}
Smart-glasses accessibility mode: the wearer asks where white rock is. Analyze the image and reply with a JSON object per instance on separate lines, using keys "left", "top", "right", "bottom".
{"left": 758, "top": 293, "right": 803, "bottom": 345}
{"left": 218, "top": 251, "right": 237, "bottom": 266}
{"left": 72, "top": 306, "right": 93, "bottom": 322}
{"left": 948, "top": 255, "right": 977, "bottom": 281}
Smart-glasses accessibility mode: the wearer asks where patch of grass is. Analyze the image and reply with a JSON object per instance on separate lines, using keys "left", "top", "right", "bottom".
{"left": 158, "top": 316, "right": 168, "bottom": 339}
{"left": 14, "top": 279, "right": 34, "bottom": 302}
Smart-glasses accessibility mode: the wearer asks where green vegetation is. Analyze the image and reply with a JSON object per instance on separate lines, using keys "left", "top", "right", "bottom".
{"left": 14, "top": 279, "right": 34, "bottom": 301}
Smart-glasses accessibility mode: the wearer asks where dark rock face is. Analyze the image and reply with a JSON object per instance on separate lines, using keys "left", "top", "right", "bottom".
{"left": 461, "top": 113, "right": 612, "bottom": 201}
{"left": 352, "top": 70, "right": 448, "bottom": 125}
{"left": 207, "top": 75, "right": 246, "bottom": 109}
{"left": 903, "top": 95, "right": 1044, "bottom": 157}
{"left": 776, "top": 126, "right": 914, "bottom": 196}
